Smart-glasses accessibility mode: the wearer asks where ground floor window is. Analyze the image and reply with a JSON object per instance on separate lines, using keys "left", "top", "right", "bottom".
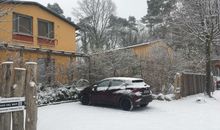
{"left": 37, "top": 58, "right": 55, "bottom": 84}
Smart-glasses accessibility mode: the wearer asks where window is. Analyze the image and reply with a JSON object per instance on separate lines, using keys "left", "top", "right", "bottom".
{"left": 38, "top": 19, "right": 54, "bottom": 39}
{"left": 111, "top": 80, "right": 123, "bottom": 86}
{"left": 96, "top": 80, "right": 110, "bottom": 91}
{"left": 13, "top": 13, "right": 33, "bottom": 35}
{"left": 37, "top": 58, "right": 55, "bottom": 84}
{"left": 97, "top": 80, "right": 110, "bottom": 88}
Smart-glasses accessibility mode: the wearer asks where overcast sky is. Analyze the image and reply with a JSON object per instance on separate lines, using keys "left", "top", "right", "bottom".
{"left": 22, "top": 0, "right": 147, "bottom": 20}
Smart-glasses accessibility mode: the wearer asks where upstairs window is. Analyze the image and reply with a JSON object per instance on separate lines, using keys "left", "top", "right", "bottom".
{"left": 38, "top": 19, "right": 54, "bottom": 39}
{"left": 13, "top": 13, "right": 33, "bottom": 35}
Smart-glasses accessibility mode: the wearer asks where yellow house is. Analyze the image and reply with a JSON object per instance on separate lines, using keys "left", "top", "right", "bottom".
{"left": 116, "top": 40, "right": 174, "bottom": 61}
{"left": 0, "top": 1, "right": 84, "bottom": 84}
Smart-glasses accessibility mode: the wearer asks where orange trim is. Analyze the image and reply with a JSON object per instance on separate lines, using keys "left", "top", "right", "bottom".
{"left": 38, "top": 37, "right": 55, "bottom": 46}
{"left": 12, "top": 33, "right": 34, "bottom": 43}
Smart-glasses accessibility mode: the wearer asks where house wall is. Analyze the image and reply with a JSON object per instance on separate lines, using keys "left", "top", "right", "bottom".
{"left": 0, "top": 4, "right": 76, "bottom": 52}
{"left": 131, "top": 41, "right": 173, "bottom": 61}
{"left": 0, "top": 49, "right": 74, "bottom": 84}
{"left": 0, "top": 3, "right": 78, "bottom": 84}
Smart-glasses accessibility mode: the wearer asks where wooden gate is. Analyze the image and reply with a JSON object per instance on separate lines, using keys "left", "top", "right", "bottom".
{"left": 174, "top": 72, "right": 214, "bottom": 97}
{"left": 0, "top": 62, "right": 38, "bottom": 130}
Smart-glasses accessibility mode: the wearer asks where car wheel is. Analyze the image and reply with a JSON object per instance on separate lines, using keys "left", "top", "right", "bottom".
{"left": 120, "top": 98, "right": 133, "bottom": 111}
{"left": 81, "top": 95, "right": 90, "bottom": 105}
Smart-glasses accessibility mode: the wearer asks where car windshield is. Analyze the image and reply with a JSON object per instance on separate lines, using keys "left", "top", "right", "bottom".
{"left": 127, "top": 80, "right": 149, "bottom": 88}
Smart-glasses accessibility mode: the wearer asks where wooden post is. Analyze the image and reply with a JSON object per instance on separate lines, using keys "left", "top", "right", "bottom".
{"left": 68, "top": 55, "right": 74, "bottom": 84}
{"left": 12, "top": 68, "right": 26, "bottom": 130}
{"left": 0, "top": 62, "right": 14, "bottom": 130}
{"left": 46, "top": 50, "right": 52, "bottom": 86}
{"left": 25, "top": 62, "right": 38, "bottom": 130}
{"left": 19, "top": 47, "right": 24, "bottom": 67}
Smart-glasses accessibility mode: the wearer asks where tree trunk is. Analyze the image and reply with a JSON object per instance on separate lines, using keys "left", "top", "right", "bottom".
{"left": 12, "top": 68, "right": 26, "bottom": 130}
{"left": 205, "top": 36, "right": 211, "bottom": 97}
{"left": 25, "top": 62, "right": 38, "bottom": 130}
{"left": 0, "top": 62, "right": 14, "bottom": 130}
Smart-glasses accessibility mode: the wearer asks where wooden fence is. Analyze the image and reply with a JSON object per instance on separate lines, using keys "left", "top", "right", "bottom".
{"left": 175, "top": 72, "right": 214, "bottom": 97}
{"left": 0, "top": 61, "right": 38, "bottom": 130}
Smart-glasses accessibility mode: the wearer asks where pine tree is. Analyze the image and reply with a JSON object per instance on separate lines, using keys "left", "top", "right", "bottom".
{"left": 141, "top": 0, "right": 176, "bottom": 39}
{"left": 47, "top": 3, "right": 64, "bottom": 16}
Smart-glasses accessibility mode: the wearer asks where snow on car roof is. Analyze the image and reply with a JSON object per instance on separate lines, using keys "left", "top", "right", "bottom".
{"left": 105, "top": 77, "right": 143, "bottom": 81}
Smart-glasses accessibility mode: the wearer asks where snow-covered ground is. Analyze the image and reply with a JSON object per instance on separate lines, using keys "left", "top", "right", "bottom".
{"left": 38, "top": 91, "right": 220, "bottom": 130}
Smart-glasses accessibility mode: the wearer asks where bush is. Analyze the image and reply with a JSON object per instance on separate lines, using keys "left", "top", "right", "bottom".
{"left": 37, "top": 84, "right": 79, "bottom": 105}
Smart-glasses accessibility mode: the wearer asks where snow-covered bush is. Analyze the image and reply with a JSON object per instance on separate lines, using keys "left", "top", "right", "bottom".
{"left": 37, "top": 84, "right": 79, "bottom": 105}
{"left": 152, "top": 93, "right": 175, "bottom": 101}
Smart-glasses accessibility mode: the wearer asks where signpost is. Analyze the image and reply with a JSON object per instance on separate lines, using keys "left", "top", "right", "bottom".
{"left": 0, "top": 97, "right": 25, "bottom": 113}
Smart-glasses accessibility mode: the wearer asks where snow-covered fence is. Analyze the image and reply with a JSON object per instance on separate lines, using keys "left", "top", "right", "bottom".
{"left": 0, "top": 62, "right": 38, "bottom": 130}
{"left": 176, "top": 72, "right": 214, "bottom": 97}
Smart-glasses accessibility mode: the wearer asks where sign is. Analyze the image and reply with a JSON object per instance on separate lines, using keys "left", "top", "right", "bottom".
{"left": 0, "top": 97, "right": 25, "bottom": 113}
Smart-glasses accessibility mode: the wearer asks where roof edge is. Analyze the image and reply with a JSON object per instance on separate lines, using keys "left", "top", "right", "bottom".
{"left": 3, "top": 1, "right": 79, "bottom": 30}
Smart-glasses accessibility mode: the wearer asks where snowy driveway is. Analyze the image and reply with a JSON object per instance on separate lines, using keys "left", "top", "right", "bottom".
{"left": 38, "top": 91, "right": 220, "bottom": 130}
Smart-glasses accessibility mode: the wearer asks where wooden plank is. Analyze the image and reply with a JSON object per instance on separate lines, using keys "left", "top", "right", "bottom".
{"left": 25, "top": 62, "right": 38, "bottom": 130}
{"left": 187, "top": 74, "right": 191, "bottom": 95}
{"left": 193, "top": 75, "right": 196, "bottom": 94}
{"left": 12, "top": 68, "right": 26, "bottom": 130}
{"left": 0, "top": 62, "right": 14, "bottom": 130}
{"left": 182, "top": 73, "right": 187, "bottom": 97}
{"left": 185, "top": 74, "right": 189, "bottom": 96}
{"left": 195, "top": 75, "right": 199, "bottom": 94}
{"left": 181, "top": 73, "right": 184, "bottom": 97}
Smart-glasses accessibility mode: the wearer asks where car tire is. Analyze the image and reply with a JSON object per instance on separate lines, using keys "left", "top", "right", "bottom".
{"left": 81, "top": 95, "right": 90, "bottom": 105}
{"left": 120, "top": 98, "right": 133, "bottom": 111}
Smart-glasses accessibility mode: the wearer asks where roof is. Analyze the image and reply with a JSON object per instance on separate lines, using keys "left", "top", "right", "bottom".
{"left": 119, "top": 40, "right": 165, "bottom": 50}
{"left": 105, "top": 77, "right": 143, "bottom": 81}
{"left": 3, "top": 1, "right": 79, "bottom": 30}
{"left": 0, "top": 43, "right": 88, "bottom": 57}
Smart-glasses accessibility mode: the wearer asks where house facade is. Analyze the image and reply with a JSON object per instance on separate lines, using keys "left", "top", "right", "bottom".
{"left": 117, "top": 40, "right": 174, "bottom": 61}
{"left": 0, "top": 1, "right": 82, "bottom": 84}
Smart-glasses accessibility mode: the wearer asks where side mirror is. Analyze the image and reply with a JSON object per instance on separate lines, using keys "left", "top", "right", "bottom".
{"left": 92, "top": 85, "right": 97, "bottom": 91}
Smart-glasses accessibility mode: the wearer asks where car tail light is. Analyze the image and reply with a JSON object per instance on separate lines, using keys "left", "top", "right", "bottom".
{"left": 134, "top": 91, "right": 142, "bottom": 96}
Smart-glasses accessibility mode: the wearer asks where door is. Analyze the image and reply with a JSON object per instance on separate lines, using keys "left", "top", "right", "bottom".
{"left": 105, "top": 79, "right": 125, "bottom": 105}
{"left": 91, "top": 79, "right": 110, "bottom": 104}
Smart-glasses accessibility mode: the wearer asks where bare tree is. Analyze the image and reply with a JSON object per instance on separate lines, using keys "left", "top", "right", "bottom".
{"left": 72, "top": 49, "right": 140, "bottom": 84}
{"left": 171, "top": 0, "right": 220, "bottom": 97}
{"left": 73, "top": 0, "right": 116, "bottom": 52}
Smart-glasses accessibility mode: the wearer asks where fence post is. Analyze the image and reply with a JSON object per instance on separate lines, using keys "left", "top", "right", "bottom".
{"left": 12, "top": 68, "right": 26, "bottom": 130}
{"left": 0, "top": 62, "right": 14, "bottom": 130}
{"left": 25, "top": 62, "right": 38, "bottom": 130}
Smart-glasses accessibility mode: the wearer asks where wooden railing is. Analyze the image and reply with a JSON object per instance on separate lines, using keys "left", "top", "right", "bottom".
{"left": 0, "top": 61, "right": 38, "bottom": 130}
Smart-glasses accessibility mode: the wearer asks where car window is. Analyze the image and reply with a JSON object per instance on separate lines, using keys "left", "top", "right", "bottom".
{"left": 132, "top": 80, "right": 144, "bottom": 83}
{"left": 108, "top": 80, "right": 125, "bottom": 90}
{"left": 97, "top": 80, "right": 110, "bottom": 87}
{"left": 127, "top": 80, "right": 150, "bottom": 88}
{"left": 96, "top": 80, "right": 110, "bottom": 91}
{"left": 111, "top": 80, "right": 124, "bottom": 86}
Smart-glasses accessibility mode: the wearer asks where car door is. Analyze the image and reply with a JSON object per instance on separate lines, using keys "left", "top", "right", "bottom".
{"left": 91, "top": 79, "right": 110, "bottom": 104}
{"left": 105, "top": 79, "right": 125, "bottom": 105}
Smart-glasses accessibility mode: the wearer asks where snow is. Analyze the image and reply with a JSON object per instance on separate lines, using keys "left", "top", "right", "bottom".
{"left": 1, "top": 61, "right": 13, "bottom": 64}
{"left": 29, "top": 81, "right": 36, "bottom": 87}
{"left": 13, "top": 84, "right": 17, "bottom": 89}
{"left": 106, "top": 77, "right": 143, "bottom": 81}
{"left": 38, "top": 91, "right": 220, "bottom": 130}
{"left": 25, "top": 62, "right": 37, "bottom": 65}
{"left": 14, "top": 67, "right": 26, "bottom": 71}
